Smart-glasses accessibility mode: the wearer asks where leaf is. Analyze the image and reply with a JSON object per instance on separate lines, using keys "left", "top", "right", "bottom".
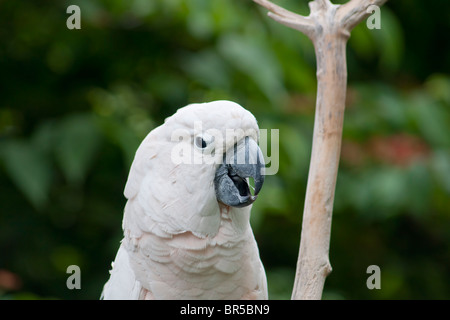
{"left": 0, "top": 139, "right": 52, "bottom": 209}
{"left": 180, "top": 49, "right": 230, "bottom": 89}
{"left": 376, "top": 87, "right": 408, "bottom": 128}
{"left": 218, "top": 33, "right": 286, "bottom": 102}
{"left": 185, "top": 0, "right": 214, "bottom": 39}
{"left": 54, "top": 114, "right": 101, "bottom": 185}
{"left": 372, "top": 7, "right": 404, "bottom": 72}
{"left": 425, "top": 74, "right": 450, "bottom": 105}
{"left": 408, "top": 93, "right": 450, "bottom": 148}
{"left": 97, "top": 117, "right": 141, "bottom": 167}
{"left": 371, "top": 167, "right": 406, "bottom": 213}
{"left": 349, "top": 22, "right": 377, "bottom": 61}
{"left": 431, "top": 150, "right": 450, "bottom": 194}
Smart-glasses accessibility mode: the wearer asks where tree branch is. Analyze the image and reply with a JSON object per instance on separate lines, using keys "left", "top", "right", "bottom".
{"left": 337, "top": 0, "right": 388, "bottom": 31}
{"left": 253, "top": 0, "right": 388, "bottom": 300}
{"left": 253, "top": 0, "right": 315, "bottom": 38}
{"left": 254, "top": 0, "right": 388, "bottom": 39}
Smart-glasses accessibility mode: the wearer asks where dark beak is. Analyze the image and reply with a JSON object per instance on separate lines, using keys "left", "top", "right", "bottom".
{"left": 214, "top": 136, "right": 265, "bottom": 208}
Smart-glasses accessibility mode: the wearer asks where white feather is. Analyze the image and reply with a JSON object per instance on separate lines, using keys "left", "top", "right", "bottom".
{"left": 101, "top": 244, "right": 142, "bottom": 300}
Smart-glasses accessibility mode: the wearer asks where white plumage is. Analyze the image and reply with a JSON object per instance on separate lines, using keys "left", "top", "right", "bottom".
{"left": 102, "top": 100, "right": 267, "bottom": 300}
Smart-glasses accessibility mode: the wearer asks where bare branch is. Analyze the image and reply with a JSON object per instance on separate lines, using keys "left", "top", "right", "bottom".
{"left": 253, "top": 0, "right": 315, "bottom": 38}
{"left": 253, "top": 0, "right": 303, "bottom": 20}
{"left": 252, "top": 0, "right": 388, "bottom": 300}
{"left": 315, "top": 0, "right": 332, "bottom": 5}
{"left": 309, "top": 0, "right": 334, "bottom": 12}
{"left": 337, "top": 0, "right": 388, "bottom": 31}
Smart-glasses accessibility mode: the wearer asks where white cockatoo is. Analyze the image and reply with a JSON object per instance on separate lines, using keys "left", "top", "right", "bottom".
{"left": 101, "top": 100, "right": 267, "bottom": 300}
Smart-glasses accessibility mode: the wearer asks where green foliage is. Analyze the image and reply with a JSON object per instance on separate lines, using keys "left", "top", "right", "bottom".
{"left": 0, "top": 0, "right": 449, "bottom": 299}
{"left": 0, "top": 139, "right": 52, "bottom": 209}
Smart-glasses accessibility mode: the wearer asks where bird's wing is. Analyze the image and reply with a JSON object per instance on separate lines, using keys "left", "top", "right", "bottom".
{"left": 101, "top": 243, "right": 143, "bottom": 300}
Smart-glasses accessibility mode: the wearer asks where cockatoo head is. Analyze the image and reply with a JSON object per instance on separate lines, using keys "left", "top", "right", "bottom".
{"left": 123, "top": 100, "right": 265, "bottom": 237}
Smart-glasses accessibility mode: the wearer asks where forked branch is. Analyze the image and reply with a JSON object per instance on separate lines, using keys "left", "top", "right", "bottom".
{"left": 338, "top": 0, "right": 388, "bottom": 31}
{"left": 254, "top": 0, "right": 388, "bottom": 40}
{"left": 253, "top": 0, "right": 315, "bottom": 38}
{"left": 253, "top": 0, "right": 388, "bottom": 300}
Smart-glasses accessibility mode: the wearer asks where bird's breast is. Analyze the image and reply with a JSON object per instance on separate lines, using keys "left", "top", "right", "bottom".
{"left": 127, "top": 214, "right": 259, "bottom": 299}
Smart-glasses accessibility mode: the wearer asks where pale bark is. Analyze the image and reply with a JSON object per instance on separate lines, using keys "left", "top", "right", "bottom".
{"left": 253, "top": 0, "right": 387, "bottom": 300}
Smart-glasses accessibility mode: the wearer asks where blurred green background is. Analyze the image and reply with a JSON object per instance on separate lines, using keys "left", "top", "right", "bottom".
{"left": 1, "top": 0, "right": 449, "bottom": 299}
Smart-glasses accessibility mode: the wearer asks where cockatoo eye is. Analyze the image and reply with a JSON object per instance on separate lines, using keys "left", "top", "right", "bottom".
{"left": 194, "top": 133, "right": 214, "bottom": 150}
{"left": 195, "top": 136, "right": 207, "bottom": 149}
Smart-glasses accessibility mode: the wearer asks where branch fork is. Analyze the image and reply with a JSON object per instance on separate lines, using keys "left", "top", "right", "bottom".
{"left": 253, "top": 0, "right": 388, "bottom": 300}
{"left": 254, "top": 0, "right": 387, "bottom": 41}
